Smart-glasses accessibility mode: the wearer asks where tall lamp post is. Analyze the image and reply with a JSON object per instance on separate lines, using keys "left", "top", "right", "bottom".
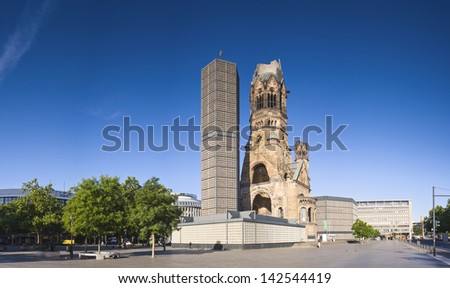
{"left": 432, "top": 186, "right": 450, "bottom": 257}
{"left": 69, "top": 215, "right": 73, "bottom": 258}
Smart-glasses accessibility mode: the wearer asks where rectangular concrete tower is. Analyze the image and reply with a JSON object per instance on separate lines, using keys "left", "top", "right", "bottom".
{"left": 201, "top": 58, "right": 240, "bottom": 215}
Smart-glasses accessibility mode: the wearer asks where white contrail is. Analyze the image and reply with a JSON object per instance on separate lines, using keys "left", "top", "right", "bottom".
{"left": 0, "top": 0, "right": 52, "bottom": 83}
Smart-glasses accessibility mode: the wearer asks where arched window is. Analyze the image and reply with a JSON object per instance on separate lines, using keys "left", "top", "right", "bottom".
{"left": 300, "top": 208, "right": 307, "bottom": 223}
{"left": 308, "top": 208, "right": 312, "bottom": 222}
{"left": 252, "top": 164, "right": 269, "bottom": 184}
{"left": 268, "top": 93, "right": 276, "bottom": 108}
{"left": 279, "top": 94, "right": 282, "bottom": 110}
{"left": 256, "top": 94, "right": 263, "bottom": 110}
{"left": 278, "top": 207, "right": 284, "bottom": 218}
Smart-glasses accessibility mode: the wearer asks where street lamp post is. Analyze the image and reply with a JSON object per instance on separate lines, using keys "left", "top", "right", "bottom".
{"left": 69, "top": 215, "right": 73, "bottom": 258}
{"left": 432, "top": 187, "right": 436, "bottom": 256}
{"left": 431, "top": 186, "right": 450, "bottom": 257}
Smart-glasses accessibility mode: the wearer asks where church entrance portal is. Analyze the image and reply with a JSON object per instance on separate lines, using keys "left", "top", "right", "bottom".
{"left": 252, "top": 193, "right": 272, "bottom": 215}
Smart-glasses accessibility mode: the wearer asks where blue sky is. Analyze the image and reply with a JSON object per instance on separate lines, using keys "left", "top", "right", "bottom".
{"left": 1, "top": 0, "right": 449, "bottom": 221}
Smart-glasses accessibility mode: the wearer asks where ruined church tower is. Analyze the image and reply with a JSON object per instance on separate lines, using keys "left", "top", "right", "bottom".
{"left": 239, "top": 60, "right": 317, "bottom": 240}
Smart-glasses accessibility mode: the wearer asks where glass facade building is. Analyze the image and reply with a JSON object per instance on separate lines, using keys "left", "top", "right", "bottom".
{"left": 0, "top": 189, "right": 73, "bottom": 205}
{"left": 174, "top": 193, "right": 201, "bottom": 217}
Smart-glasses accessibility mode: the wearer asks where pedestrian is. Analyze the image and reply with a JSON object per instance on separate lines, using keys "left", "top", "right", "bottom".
{"left": 189, "top": 242, "right": 192, "bottom": 249}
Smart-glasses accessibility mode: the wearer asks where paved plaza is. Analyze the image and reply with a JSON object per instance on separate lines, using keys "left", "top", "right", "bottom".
{"left": 0, "top": 240, "right": 448, "bottom": 268}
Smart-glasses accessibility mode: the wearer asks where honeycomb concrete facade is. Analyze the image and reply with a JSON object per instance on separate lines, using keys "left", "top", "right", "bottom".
{"left": 315, "top": 196, "right": 358, "bottom": 241}
{"left": 172, "top": 211, "right": 307, "bottom": 249}
{"left": 201, "top": 58, "right": 239, "bottom": 215}
{"left": 239, "top": 60, "right": 317, "bottom": 240}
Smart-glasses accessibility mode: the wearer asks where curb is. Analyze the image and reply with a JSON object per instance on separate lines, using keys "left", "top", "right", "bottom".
{"left": 401, "top": 241, "right": 450, "bottom": 266}
{"left": 431, "top": 255, "right": 450, "bottom": 266}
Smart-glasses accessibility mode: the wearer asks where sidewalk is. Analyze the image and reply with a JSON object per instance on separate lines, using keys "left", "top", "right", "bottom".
{"left": 0, "top": 240, "right": 448, "bottom": 268}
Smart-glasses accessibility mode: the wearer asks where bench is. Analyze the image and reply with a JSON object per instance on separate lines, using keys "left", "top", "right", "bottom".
{"left": 79, "top": 251, "right": 120, "bottom": 260}
{"left": 35, "top": 251, "right": 60, "bottom": 258}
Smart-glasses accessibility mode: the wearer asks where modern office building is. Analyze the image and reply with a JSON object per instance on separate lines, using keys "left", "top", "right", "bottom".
{"left": 174, "top": 193, "right": 201, "bottom": 217}
{"left": 315, "top": 196, "right": 358, "bottom": 241}
{"left": 0, "top": 188, "right": 73, "bottom": 205}
{"left": 201, "top": 58, "right": 240, "bottom": 215}
{"left": 356, "top": 200, "right": 413, "bottom": 239}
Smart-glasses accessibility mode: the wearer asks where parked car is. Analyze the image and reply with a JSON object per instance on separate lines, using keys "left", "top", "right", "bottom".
{"left": 108, "top": 237, "right": 118, "bottom": 245}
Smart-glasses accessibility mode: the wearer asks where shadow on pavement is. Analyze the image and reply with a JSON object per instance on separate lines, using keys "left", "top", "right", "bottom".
{"left": 401, "top": 255, "right": 448, "bottom": 267}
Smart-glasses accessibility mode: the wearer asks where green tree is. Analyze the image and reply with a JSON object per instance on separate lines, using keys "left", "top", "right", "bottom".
{"left": 369, "top": 225, "right": 381, "bottom": 238}
{"left": 63, "top": 176, "right": 125, "bottom": 253}
{"left": 119, "top": 176, "right": 141, "bottom": 244}
{"left": 0, "top": 204, "right": 12, "bottom": 235}
{"left": 442, "top": 200, "right": 450, "bottom": 233}
{"left": 131, "top": 177, "right": 182, "bottom": 258}
{"left": 424, "top": 205, "right": 449, "bottom": 233}
{"left": 423, "top": 216, "right": 431, "bottom": 232}
{"left": 352, "top": 219, "right": 366, "bottom": 241}
{"left": 352, "top": 219, "right": 379, "bottom": 242}
{"left": 413, "top": 225, "right": 423, "bottom": 237}
{"left": 1, "top": 201, "right": 32, "bottom": 240}
{"left": 0, "top": 201, "right": 31, "bottom": 243}
{"left": 15, "top": 179, "right": 64, "bottom": 244}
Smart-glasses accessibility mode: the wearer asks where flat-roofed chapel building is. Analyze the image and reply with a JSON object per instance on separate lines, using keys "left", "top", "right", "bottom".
{"left": 315, "top": 196, "right": 358, "bottom": 241}
{"left": 314, "top": 197, "right": 413, "bottom": 241}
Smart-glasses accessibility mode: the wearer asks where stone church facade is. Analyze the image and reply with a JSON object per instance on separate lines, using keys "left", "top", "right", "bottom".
{"left": 239, "top": 60, "right": 317, "bottom": 240}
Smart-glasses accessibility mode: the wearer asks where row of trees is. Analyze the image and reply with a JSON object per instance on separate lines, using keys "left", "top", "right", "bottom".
{"left": 0, "top": 176, "right": 181, "bottom": 257}
{"left": 423, "top": 200, "right": 450, "bottom": 234}
{"left": 0, "top": 179, "right": 64, "bottom": 245}
{"left": 351, "top": 219, "right": 381, "bottom": 241}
